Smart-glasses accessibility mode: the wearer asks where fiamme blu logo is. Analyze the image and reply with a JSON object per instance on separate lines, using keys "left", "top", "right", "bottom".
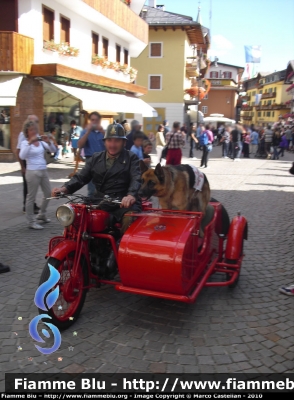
{"left": 29, "top": 264, "right": 61, "bottom": 354}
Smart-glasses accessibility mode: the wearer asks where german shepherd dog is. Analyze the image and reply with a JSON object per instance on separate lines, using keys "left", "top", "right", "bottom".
{"left": 139, "top": 162, "right": 211, "bottom": 215}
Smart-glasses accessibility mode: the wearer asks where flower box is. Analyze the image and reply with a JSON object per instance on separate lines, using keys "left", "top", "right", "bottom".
{"left": 43, "top": 40, "right": 79, "bottom": 57}
{"left": 91, "top": 55, "right": 137, "bottom": 82}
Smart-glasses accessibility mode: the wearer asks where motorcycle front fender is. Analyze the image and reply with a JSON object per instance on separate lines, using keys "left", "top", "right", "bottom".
{"left": 46, "top": 239, "right": 80, "bottom": 261}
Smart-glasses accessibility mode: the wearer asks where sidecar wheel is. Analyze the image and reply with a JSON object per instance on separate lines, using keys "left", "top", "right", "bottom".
{"left": 38, "top": 252, "right": 89, "bottom": 330}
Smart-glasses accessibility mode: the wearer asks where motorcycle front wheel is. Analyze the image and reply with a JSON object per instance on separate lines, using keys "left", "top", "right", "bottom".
{"left": 38, "top": 251, "right": 89, "bottom": 330}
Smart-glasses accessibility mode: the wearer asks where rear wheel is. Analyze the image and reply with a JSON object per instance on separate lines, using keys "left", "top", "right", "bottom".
{"left": 38, "top": 251, "right": 89, "bottom": 330}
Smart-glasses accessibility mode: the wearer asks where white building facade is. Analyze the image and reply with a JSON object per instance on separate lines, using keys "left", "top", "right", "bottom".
{"left": 0, "top": 0, "right": 154, "bottom": 160}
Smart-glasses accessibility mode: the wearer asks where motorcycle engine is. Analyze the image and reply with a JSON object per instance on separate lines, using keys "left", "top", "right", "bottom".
{"left": 90, "top": 237, "right": 120, "bottom": 279}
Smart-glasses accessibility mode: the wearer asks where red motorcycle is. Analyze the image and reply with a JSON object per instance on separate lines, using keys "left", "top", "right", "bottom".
{"left": 40, "top": 194, "right": 247, "bottom": 330}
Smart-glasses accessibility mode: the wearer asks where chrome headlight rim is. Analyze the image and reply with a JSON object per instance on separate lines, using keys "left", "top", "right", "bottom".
{"left": 56, "top": 204, "right": 75, "bottom": 227}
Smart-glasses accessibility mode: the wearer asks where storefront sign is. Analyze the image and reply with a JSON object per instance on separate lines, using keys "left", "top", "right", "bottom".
{"left": 211, "top": 80, "right": 232, "bottom": 86}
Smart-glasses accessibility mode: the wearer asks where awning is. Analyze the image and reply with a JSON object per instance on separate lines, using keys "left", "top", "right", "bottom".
{"left": 203, "top": 114, "right": 236, "bottom": 124}
{"left": 51, "top": 83, "right": 157, "bottom": 117}
{"left": 0, "top": 76, "right": 23, "bottom": 106}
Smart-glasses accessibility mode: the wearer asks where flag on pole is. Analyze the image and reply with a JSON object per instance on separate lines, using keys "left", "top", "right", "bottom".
{"left": 245, "top": 45, "right": 261, "bottom": 63}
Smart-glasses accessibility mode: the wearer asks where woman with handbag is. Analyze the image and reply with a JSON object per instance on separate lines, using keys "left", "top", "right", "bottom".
{"left": 20, "top": 120, "right": 56, "bottom": 230}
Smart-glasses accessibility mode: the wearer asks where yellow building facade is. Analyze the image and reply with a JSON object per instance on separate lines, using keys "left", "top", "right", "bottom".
{"left": 241, "top": 70, "right": 290, "bottom": 126}
{"left": 131, "top": 4, "right": 209, "bottom": 133}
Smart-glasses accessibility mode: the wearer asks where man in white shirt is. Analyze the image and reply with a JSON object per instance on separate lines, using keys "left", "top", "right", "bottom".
{"left": 16, "top": 114, "right": 40, "bottom": 213}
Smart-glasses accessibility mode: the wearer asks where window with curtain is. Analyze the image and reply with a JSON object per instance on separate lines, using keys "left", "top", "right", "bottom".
{"left": 210, "top": 71, "right": 218, "bottom": 78}
{"left": 149, "top": 76, "right": 162, "bottom": 90}
{"left": 150, "top": 43, "right": 162, "bottom": 57}
{"left": 116, "top": 45, "right": 121, "bottom": 63}
{"left": 60, "top": 16, "right": 70, "bottom": 43}
{"left": 92, "top": 32, "right": 99, "bottom": 55}
{"left": 43, "top": 7, "right": 54, "bottom": 41}
{"left": 102, "top": 37, "right": 109, "bottom": 57}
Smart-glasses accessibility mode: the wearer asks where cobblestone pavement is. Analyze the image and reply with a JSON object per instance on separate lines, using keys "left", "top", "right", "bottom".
{"left": 0, "top": 147, "right": 294, "bottom": 388}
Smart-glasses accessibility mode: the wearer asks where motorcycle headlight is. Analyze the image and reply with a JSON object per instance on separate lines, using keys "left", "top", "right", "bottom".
{"left": 56, "top": 205, "right": 75, "bottom": 227}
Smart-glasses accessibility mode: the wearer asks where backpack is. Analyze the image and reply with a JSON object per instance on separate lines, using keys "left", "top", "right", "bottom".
{"left": 199, "top": 131, "right": 209, "bottom": 146}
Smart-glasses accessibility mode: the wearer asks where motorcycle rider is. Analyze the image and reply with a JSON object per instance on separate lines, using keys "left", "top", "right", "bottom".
{"left": 51, "top": 123, "right": 141, "bottom": 233}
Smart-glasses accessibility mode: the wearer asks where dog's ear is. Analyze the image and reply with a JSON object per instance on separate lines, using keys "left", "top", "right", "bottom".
{"left": 154, "top": 163, "right": 165, "bottom": 182}
{"left": 139, "top": 160, "right": 149, "bottom": 174}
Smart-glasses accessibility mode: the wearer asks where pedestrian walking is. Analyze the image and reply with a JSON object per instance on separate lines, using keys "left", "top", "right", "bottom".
{"left": 243, "top": 130, "right": 250, "bottom": 158}
{"left": 285, "top": 125, "right": 292, "bottom": 150}
{"left": 48, "top": 127, "right": 61, "bottom": 161}
{"left": 264, "top": 124, "right": 273, "bottom": 159}
{"left": 19, "top": 120, "right": 56, "bottom": 230}
{"left": 231, "top": 124, "right": 243, "bottom": 161}
{"left": 155, "top": 124, "right": 165, "bottom": 164}
{"left": 16, "top": 114, "right": 41, "bottom": 214}
{"left": 250, "top": 127, "right": 259, "bottom": 156}
{"left": 272, "top": 130, "right": 281, "bottom": 160}
{"left": 196, "top": 123, "right": 204, "bottom": 150}
{"left": 278, "top": 132, "right": 287, "bottom": 157}
{"left": 163, "top": 120, "right": 170, "bottom": 139}
{"left": 69, "top": 120, "right": 83, "bottom": 157}
{"left": 189, "top": 123, "right": 198, "bottom": 159}
{"left": 220, "top": 124, "right": 231, "bottom": 158}
{"left": 199, "top": 125, "right": 214, "bottom": 169}
{"left": 165, "top": 122, "right": 186, "bottom": 166}
{"left": 77, "top": 111, "right": 105, "bottom": 197}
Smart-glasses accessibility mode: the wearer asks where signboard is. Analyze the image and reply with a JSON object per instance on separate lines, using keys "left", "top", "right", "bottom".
{"left": 211, "top": 80, "right": 232, "bottom": 86}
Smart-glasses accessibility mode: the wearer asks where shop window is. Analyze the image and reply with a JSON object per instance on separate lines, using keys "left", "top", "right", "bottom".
{"left": 263, "top": 112, "right": 265, "bottom": 116}
{"left": 60, "top": 16, "right": 70, "bottom": 43}
{"left": 0, "top": 107, "right": 11, "bottom": 150}
{"left": 102, "top": 37, "right": 109, "bottom": 58}
{"left": 150, "top": 43, "right": 163, "bottom": 57}
{"left": 266, "top": 112, "right": 271, "bottom": 117}
{"left": 43, "top": 6, "right": 54, "bottom": 41}
{"left": 258, "top": 112, "right": 261, "bottom": 117}
{"left": 210, "top": 71, "right": 218, "bottom": 78}
{"left": 116, "top": 45, "right": 121, "bottom": 63}
{"left": 43, "top": 81, "right": 81, "bottom": 137}
{"left": 124, "top": 49, "right": 129, "bottom": 65}
{"left": 202, "top": 106, "right": 208, "bottom": 114}
{"left": 149, "top": 75, "right": 162, "bottom": 90}
{"left": 92, "top": 32, "right": 99, "bottom": 55}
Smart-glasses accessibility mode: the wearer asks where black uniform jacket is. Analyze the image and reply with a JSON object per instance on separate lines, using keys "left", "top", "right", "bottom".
{"left": 64, "top": 149, "right": 141, "bottom": 218}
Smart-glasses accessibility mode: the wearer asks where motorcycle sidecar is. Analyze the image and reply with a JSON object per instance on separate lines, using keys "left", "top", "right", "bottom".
{"left": 116, "top": 202, "right": 247, "bottom": 303}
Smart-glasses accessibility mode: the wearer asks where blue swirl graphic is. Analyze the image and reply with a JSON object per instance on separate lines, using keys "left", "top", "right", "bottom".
{"left": 35, "top": 264, "right": 60, "bottom": 311}
{"left": 29, "top": 263, "right": 62, "bottom": 354}
{"left": 29, "top": 314, "right": 61, "bottom": 354}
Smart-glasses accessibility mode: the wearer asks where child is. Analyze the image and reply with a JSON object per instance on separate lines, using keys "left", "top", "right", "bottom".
{"left": 130, "top": 132, "right": 144, "bottom": 160}
{"left": 142, "top": 140, "right": 153, "bottom": 168}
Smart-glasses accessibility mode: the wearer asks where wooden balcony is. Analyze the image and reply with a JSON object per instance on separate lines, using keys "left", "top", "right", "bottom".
{"left": 0, "top": 31, "right": 34, "bottom": 74}
{"left": 261, "top": 92, "right": 276, "bottom": 99}
{"left": 82, "top": 0, "right": 148, "bottom": 44}
{"left": 242, "top": 95, "right": 250, "bottom": 101}
{"left": 241, "top": 106, "right": 253, "bottom": 111}
{"left": 242, "top": 116, "right": 252, "bottom": 121}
